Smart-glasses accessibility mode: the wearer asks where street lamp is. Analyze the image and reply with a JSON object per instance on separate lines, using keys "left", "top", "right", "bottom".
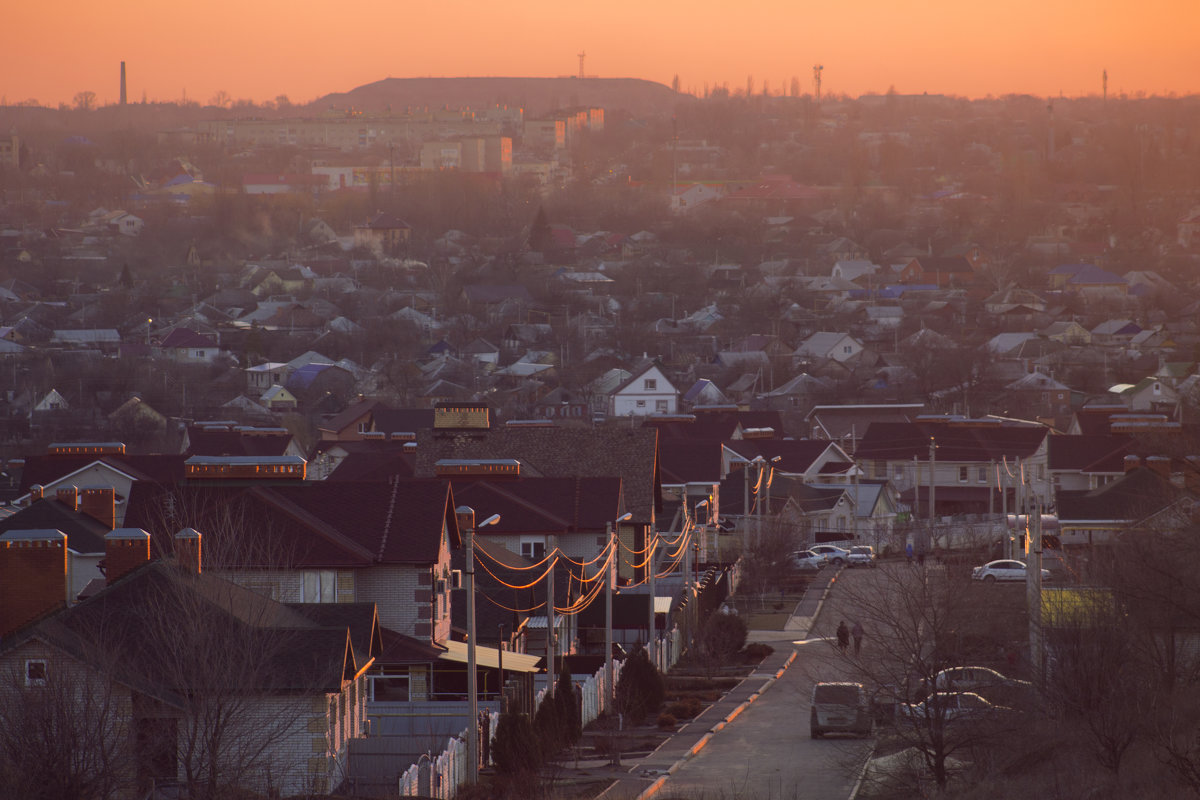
{"left": 606, "top": 511, "right": 633, "bottom": 709}
{"left": 459, "top": 506, "right": 500, "bottom": 784}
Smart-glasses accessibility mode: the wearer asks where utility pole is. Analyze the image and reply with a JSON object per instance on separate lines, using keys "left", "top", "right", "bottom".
{"left": 928, "top": 437, "right": 937, "bottom": 553}
{"left": 648, "top": 532, "right": 658, "bottom": 670}
{"left": 1028, "top": 500, "right": 1043, "bottom": 684}
{"left": 546, "top": 534, "right": 556, "bottom": 695}
{"left": 606, "top": 513, "right": 632, "bottom": 710}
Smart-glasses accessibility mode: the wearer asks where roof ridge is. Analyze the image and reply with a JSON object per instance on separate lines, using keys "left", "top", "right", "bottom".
{"left": 378, "top": 476, "right": 401, "bottom": 561}
{"left": 247, "top": 486, "right": 375, "bottom": 564}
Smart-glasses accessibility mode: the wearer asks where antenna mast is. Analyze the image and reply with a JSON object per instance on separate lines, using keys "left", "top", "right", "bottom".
{"left": 578, "top": 51, "right": 586, "bottom": 79}
{"left": 1102, "top": 68, "right": 1108, "bottom": 101}
{"left": 813, "top": 64, "right": 824, "bottom": 104}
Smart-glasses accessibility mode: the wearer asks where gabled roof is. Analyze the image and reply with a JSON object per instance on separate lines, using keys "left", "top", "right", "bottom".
{"left": 0, "top": 498, "right": 110, "bottom": 554}
{"left": 159, "top": 328, "right": 218, "bottom": 349}
{"left": 18, "top": 454, "right": 188, "bottom": 495}
{"left": 3, "top": 562, "right": 375, "bottom": 697}
{"left": 1056, "top": 467, "right": 1180, "bottom": 522}
{"left": 122, "top": 480, "right": 458, "bottom": 568}
{"left": 857, "top": 421, "right": 1048, "bottom": 463}
{"left": 414, "top": 427, "right": 660, "bottom": 524}
{"left": 1047, "top": 434, "right": 1134, "bottom": 473}
{"left": 451, "top": 476, "right": 623, "bottom": 535}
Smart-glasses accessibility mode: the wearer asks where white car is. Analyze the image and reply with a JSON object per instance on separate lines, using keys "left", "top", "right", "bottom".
{"left": 933, "top": 666, "right": 1032, "bottom": 693}
{"left": 789, "top": 550, "right": 827, "bottom": 571}
{"left": 897, "top": 691, "right": 1012, "bottom": 724}
{"left": 811, "top": 544, "right": 852, "bottom": 567}
{"left": 971, "top": 559, "right": 1051, "bottom": 583}
{"left": 847, "top": 546, "right": 877, "bottom": 568}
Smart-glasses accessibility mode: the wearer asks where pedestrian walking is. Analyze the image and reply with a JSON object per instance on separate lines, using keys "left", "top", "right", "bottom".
{"left": 851, "top": 621, "right": 864, "bottom": 655}
{"left": 906, "top": 541, "right": 914, "bottom": 563}
{"left": 836, "top": 620, "right": 850, "bottom": 652}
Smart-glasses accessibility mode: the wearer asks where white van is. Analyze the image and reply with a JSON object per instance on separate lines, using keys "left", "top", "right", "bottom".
{"left": 810, "top": 682, "right": 871, "bottom": 738}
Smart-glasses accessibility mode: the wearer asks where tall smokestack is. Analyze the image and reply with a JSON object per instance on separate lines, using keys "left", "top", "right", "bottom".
{"left": 120, "top": 61, "right": 127, "bottom": 106}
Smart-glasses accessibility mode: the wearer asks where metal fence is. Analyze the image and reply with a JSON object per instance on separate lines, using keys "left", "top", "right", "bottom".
{"left": 397, "top": 661, "right": 622, "bottom": 797}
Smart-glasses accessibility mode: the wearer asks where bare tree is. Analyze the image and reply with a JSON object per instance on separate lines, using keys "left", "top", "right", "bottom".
{"left": 73, "top": 90, "right": 96, "bottom": 111}
{"left": 830, "top": 565, "right": 1031, "bottom": 792}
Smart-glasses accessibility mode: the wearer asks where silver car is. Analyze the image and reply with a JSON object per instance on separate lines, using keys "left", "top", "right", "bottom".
{"left": 971, "top": 559, "right": 1051, "bottom": 582}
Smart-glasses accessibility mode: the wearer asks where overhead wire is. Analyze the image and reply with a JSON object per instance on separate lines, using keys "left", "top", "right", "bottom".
{"left": 474, "top": 552, "right": 558, "bottom": 590}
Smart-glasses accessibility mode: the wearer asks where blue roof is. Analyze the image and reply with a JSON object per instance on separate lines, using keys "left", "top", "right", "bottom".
{"left": 1067, "top": 265, "right": 1126, "bottom": 285}
{"left": 285, "top": 363, "right": 334, "bottom": 390}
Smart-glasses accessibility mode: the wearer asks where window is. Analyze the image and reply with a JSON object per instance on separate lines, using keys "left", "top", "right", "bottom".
{"left": 357, "top": 421, "right": 370, "bottom": 434}
{"left": 843, "top": 345, "right": 852, "bottom": 353}
{"left": 655, "top": 400, "right": 669, "bottom": 413}
{"left": 25, "top": 660, "right": 47, "bottom": 687}
{"left": 958, "top": 466, "right": 968, "bottom": 483}
{"left": 636, "top": 400, "right": 646, "bottom": 408}
{"left": 521, "top": 539, "right": 546, "bottom": 561}
{"left": 644, "top": 379, "right": 657, "bottom": 390}
{"left": 371, "top": 673, "right": 409, "bottom": 702}
{"left": 303, "top": 570, "right": 337, "bottom": 603}
{"left": 977, "top": 467, "right": 987, "bottom": 483}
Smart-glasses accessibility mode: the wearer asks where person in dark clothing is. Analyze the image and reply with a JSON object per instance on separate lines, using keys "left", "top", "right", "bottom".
{"left": 836, "top": 620, "right": 850, "bottom": 652}
{"left": 851, "top": 621, "right": 864, "bottom": 655}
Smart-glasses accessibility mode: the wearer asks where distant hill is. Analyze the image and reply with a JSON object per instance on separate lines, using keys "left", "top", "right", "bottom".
{"left": 309, "top": 77, "right": 684, "bottom": 117}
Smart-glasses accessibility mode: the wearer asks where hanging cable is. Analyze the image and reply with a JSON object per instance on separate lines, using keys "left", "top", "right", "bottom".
{"left": 475, "top": 543, "right": 556, "bottom": 571}
{"left": 475, "top": 553, "right": 558, "bottom": 590}
{"left": 477, "top": 593, "right": 547, "bottom": 614}
{"left": 556, "top": 545, "right": 612, "bottom": 568}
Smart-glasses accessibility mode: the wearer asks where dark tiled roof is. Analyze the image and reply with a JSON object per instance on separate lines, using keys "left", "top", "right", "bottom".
{"left": 0, "top": 498, "right": 110, "bottom": 554}
{"left": 657, "top": 439, "right": 724, "bottom": 484}
{"left": 415, "top": 427, "right": 661, "bottom": 525}
{"left": 186, "top": 427, "right": 292, "bottom": 457}
{"left": 723, "top": 438, "right": 841, "bottom": 473}
{"left": 377, "top": 625, "right": 446, "bottom": 666}
{"left": 1047, "top": 434, "right": 1134, "bottom": 472}
{"left": 1056, "top": 468, "right": 1180, "bottom": 522}
{"left": 327, "top": 450, "right": 417, "bottom": 481}
{"left": 856, "top": 422, "right": 1047, "bottom": 462}
{"left": 4, "top": 563, "right": 367, "bottom": 697}
{"left": 19, "top": 454, "right": 188, "bottom": 494}
{"left": 317, "top": 398, "right": 380, "bottom": 435}
{"left": 123, "top": 480, "right": 457, "bottom": 568}
{"left": 451, "top": 476, "right": 622, "bottom": 534}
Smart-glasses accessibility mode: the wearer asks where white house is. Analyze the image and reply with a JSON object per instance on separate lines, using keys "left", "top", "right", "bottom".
{"left": 608, "top": 363, "right": 679, "bottom": 417}
{"left": 793, "top": 332, "right": 864, "bottom": 365}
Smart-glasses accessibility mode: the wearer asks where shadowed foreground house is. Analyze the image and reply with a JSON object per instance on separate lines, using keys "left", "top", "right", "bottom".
{"left": 0, "top": 528, "right": 378, "bottom": 797}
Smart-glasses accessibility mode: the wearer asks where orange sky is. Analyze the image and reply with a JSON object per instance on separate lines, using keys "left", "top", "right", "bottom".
{"left": 5, "top": 0, "right": 1199, "bottom": 108}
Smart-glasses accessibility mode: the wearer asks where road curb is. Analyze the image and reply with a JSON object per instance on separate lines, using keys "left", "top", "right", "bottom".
{"left": 635, "top": 649, "right": 799, "bottom": 800}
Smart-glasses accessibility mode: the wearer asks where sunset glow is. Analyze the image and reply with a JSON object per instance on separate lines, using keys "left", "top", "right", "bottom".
{"left": 6, "top": 0, "right": 1199, "bottom": 107}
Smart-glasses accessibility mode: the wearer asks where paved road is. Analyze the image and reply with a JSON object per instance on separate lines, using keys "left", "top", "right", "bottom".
{"left": 648, "top": 566, "right": 891, "bottom": 800}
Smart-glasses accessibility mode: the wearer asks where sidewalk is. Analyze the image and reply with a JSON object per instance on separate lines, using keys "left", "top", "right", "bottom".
{"left": 595, "top": 571, "right": 838, "bottom": 800}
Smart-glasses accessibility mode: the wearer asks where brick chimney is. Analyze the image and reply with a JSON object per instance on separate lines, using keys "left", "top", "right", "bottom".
{"left": 29, "top": 484, "right": 44, "bottom": 502}
{"left": 104, "top": 528, "right": 150, "bottom": 584}
{"left": 0, "top": 529, "right": 68, "bottom": 638}
{"left": 175, "top": 528, "right": 202, "bottom": 574}
{"left": 1146, "top": 456, "right": 1171, "bottom": 478}
{"left": 79, "top": 487, "right": 117, "bottom": 530}
{"left": 1123, "top": 455, "right": 1141, "bottom": 473}
{"left": 56, "top": 486, "right": 80, "bottom": 510}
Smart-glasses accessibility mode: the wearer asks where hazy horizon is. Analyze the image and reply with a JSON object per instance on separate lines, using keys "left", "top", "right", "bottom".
{"left": 6, "top": 0, "right": 1199, "bottom": 109}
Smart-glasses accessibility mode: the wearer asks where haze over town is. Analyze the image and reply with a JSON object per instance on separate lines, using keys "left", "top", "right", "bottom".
{"left": 4, "top": 13, "right": 1200, "bottom": 800}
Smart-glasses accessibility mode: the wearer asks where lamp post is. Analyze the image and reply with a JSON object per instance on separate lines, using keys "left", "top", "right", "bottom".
{"left": 459, "top": 505, "right": 500, "bottom": 784}
{"left": 606, "top": 511, "right": 633, "bottom": 709}
{"left": 497, "top": 623, "right": 506, "bottom": 712}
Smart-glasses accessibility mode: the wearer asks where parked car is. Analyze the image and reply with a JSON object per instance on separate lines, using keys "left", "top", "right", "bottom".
{"left": 971, "top": 559, "right": 1052, "bottom": 582}
{"left": 789, "top": 549, "right": 827, "bottom": 571}
{"left": 897, "top": 691, "right": 1012, "bottom": 724}
{"left": 811, "top": 544, "right": 852, "bottom": 566}
{"left": 811, "top": 681, "right": 872, "bottom": 738}
{"left": 848, "top": 545, "right": 877, "bottom": 567}
{"left": 933, "top": 666, "right": 1032, "bottom": 693}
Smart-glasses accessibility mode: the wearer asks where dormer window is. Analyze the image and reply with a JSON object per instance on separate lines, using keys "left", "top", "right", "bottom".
{"left": 644, "top": 379, "right": 657, "bottom": 390}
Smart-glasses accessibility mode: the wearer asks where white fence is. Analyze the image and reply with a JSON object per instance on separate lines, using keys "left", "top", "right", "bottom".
{"left": 397, "top": 662, "right": 622, "bottom": 797}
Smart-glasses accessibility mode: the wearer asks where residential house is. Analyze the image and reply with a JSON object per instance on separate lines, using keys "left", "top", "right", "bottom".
{"left": 353, "top": 213, "right": 411, "bottom": 257}
{"left": 1090, "top": 319, "right": 1142, "bottom": 346}
{"left": 1040, "top": 321, "right": 1091, "bottom": 346}
{"left": 803, "top": 403, "right": 926, "bottom": 455}
{"left": 856, "top": 418, "right": 1052, "bottom": 517}
{"left": 1112, "top": 376, "right": 1178, "bottom": 414}
{"left": 245, "top": 362, "right": 290, "bottom": 393}
{"left": 156, "top": 327, "right": 221, "bottom": 365}
{"left": 1003, "top": 372, "right": 1073, "bottom": 418}
{"left": 793, "top": 332, "right": 865, "bottom": 366}
{"left": 1047, "top": 433, "right": 1134, "bottom": 493}
{"left": 262, "top": 384, "right": 299, "bottom": 412}
{"left": 608, "top": 362, "right": 679, "bottom": 417}
{"left": 0, "top": 536, "right": 377, "bottom": 797}
{"left": 1050, "top": 264, "right": 1129, "bottom": 299}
